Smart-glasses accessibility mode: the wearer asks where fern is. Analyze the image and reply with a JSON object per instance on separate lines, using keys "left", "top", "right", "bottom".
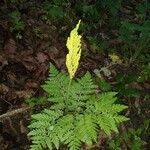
{"left": 28, "top": 109, "right": 63, "bottom": 150}
{"left": 86, "top": 93, "right": 128, "bottom": 135}
{"left": 28, "top": 20, "right": 128, "bottom": 150}
{"left": 28, "top": 65, "right": 129, "bottom": 150}
{"left": 42, "top": 64, "right": 96, "bottom": 112}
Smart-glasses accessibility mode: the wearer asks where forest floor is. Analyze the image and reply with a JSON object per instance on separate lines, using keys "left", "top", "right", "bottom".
{"left": 0, "top": 0, "right": 149, "bottom": 150}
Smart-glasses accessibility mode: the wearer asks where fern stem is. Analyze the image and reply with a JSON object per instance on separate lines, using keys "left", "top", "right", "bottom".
{"left": 68, "top": 79, "right": 72, "bottom": 90}
{"left": 65, "top": 79, "right": 72, "bottom": 110}
{"left": 67, "top": 79, "right": 72, "bottom": 99}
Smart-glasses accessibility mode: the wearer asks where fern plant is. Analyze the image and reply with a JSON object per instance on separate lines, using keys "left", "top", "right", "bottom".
{"left": 28, "top": 20, "right": 129, "bottom": 150}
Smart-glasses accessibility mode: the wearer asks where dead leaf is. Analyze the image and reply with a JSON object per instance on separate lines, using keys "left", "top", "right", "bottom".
{"left": 45, "top": 46, "right": 59, "bottom": 59}
{"left": 0, "top": 55, "right": 8, "bottom": 71}
{"left": 0, "top": 20, "right": 8, "bottom": 29}
{"left": 15, "top": 90, "right": 34, "bottom": 99}
{"left": 22, "top": 56, "right": 37, "bottom": 71}
{"left": 24, "top": 80, "right": 39, "bottom": 89}
{"left": 0, "top": 84, "right": 9, "bottom": 94}
{"left": 20, "top": 120, "right": 28, "bottom": 134}
{"left": 34, "top": 63, "right": 48, "bottom": 80}
{"left": 55, "top": 58, "right": 66, "bottom": 69}
{"left": 4, "top": 39, "right": 17, "bottom": 54}
{"left": 36, "top": 52, "right": 49, "bottom": 63}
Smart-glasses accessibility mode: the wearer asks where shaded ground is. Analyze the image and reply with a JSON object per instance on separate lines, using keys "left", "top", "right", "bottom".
{"left": 0, "top": 0, "right": 150, "bottom": 149}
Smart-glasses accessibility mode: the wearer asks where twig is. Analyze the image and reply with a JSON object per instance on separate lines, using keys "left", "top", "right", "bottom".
{"left": 0, "top": 107, "right": 31, "bottom": 121}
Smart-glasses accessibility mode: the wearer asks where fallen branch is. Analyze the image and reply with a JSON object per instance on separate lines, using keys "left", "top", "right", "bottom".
{"left": 0, "top": 107, "right": 31, "bottom": 121}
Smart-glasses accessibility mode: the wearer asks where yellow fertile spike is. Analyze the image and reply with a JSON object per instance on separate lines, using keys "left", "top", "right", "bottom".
{"left": 66, "top": 20, "right": 82, "bottom": 79}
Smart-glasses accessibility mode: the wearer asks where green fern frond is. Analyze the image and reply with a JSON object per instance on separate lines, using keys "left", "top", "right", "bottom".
{"left": 45, "top": 138, "right": 53, "bottom": 150}
{"left": 114, "top": 115, "right": 129, "bottom": 123}
{"left": 56, "top": 114, "right": 74, "bottom": 141}
{"left": 42, "top": 65, "right": 70, "bottom": 104}
{"left": 42, "top": 65, "right": 97, "bottom": 112}
{"left": 30, "top": 144, "right": 43, "bottom": 150}
{"left": 75, "top": 114, "right": 98, "bottom": 145}
{"left": 96, "top": 114, "right": 113, "bottom": 135}
{"left": 68, "top": 137, "right": 81, "bottom": 150}
{"left": 111, "top": 104, "right": 128, "bottom": 114}
{"left": 28, "top": 109, "right": 63, "bottom": 150}
{"left": 99, "top": 92, "right": 118, "bottom": 107}
{"left": 28, "top": 64, "right": 129, "bottom": 150}
{"left": 86, "top": 93, "right": 128, "bottom": 135}
{"left": 77, "top": 72, "right": 97, "bottom": 93}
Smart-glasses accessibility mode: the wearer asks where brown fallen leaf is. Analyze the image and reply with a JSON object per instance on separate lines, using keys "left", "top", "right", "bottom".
{"left": 45, "top": 46, "right": 59, "bottom": 59}
{"left": 54, "top": 57, "right": 66, "bottom": 69}
{"left": 15, "top": 90, "right": 34, "bottom": 99}
{"left": 0, "top": 55, "right": 8, "bottom": 71}
{"left": 22, "top": 56, "right": 37, "bottom": 71}
{"left": 24, "top": 80, "right": 39, "bottom": 89}
{"left": 34, "top": 63, "right": 48, "bottom": 81}
{"left": 36, "top": 52, "right": 49, "bottom": 63}
{"left": 3, "top": 38, "right": 17, "bottom": 54}
{"left": 0, "top": 20, "right": 8, "bottom": 29}
{"left": 0, "top": 84, "right": 9, "bottom": 94}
